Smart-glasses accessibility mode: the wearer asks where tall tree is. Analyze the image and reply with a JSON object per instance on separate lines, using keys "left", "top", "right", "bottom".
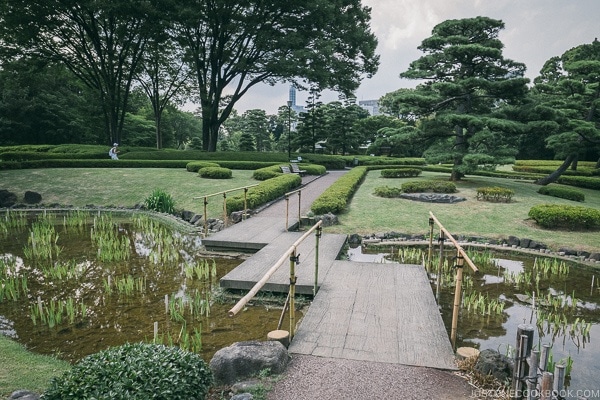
{"left": 1, "top": 0, "right": 164, "bottom": 145}
{"left": 295, "top": 88, "right": 325, "bottom": 153}
{"left": 177, "top": 0, "right": 379, "bottom": 151}
{"left": 532, "top": 39, "right": 600, "bottom": 184}
{"left": 393, "top": 17, "right": 528, "bottom": 180}
{"left": 241, "top": 109, "right": 270, "bottom": 152}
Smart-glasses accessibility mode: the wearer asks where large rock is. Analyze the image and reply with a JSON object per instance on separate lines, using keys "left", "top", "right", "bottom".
{"left": 474, "top": 349, "right": 513, "bottom": 382}
{"left": 24, "top": 191, "right": 42, "bottom": 204}
{"left": 399, "top": 193, "right": 466, "bottom": 203}
{"left": 210, "top": 341, "right": 289, "bottom": 386}
{"left": 0, "top": 190, "right": 18, "bottom": 207}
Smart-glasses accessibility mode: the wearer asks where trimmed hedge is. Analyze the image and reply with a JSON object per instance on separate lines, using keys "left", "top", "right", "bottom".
{"left": 538, "top": 184, "right": 585, "bottom": 202}
{"left": 199, "top": 166, "right": 232, "bottom": 179}
{"left": 380, "top": 168, "right": 422, "bottom": 178}
{"left": 401, "top": 180, "right": 457, "bottom": 194}
{"left": 311, "top": 167, "right": 368, "bottom": 214}
{"left": 186, "top": 161, "right": 220, "bottom": 172}
{"left": 226, "top": 173, "right": 301, "bottom": 213}
{"left": 43, "top": 343, "right": 212, "bottom": 399}
{"left": 528, "top": 204, "right": 600, "bottom": 230}
{"left": 0, "top": 159, "right": 191, "bottom": 169}
{"left": 556, "top": 175, "right": 600, "bottom": 190}
{"left": 354, "top": 157, "right": 426, "bottom": 166}
{"left": 476, "top": 187, "right": 514, "bottom": 202}
{"left": 373, "top": 186, "right": 403, "bottom": 198}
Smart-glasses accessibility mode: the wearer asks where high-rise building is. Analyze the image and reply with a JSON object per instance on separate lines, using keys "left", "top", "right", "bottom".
{"left": 288, "top": 85, "right": 306, "bottom": 114}
{"left": 358, "top": 99, "right": 380, "bottom": 116}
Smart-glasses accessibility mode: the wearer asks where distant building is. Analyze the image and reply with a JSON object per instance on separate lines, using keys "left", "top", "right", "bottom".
{"left": 358, "top": 99, "right": 380, "bottom": 116}
{"left": 288, "top": 85, "right": 306, "bottom": 114}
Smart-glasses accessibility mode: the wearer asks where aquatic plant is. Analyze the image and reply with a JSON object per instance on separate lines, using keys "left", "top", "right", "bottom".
{"left": 90, "top": 214, "right": 131, "bottom": 262}
{"left": 23, "top": 216, "right": 62, "bottom": 261}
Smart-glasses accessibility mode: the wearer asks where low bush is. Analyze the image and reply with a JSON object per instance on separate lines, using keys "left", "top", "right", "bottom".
{"left": 144, "top": 188, "right": 176, "bottom": 214}
{"left": 537, "top": 184, "right": 585, "bottom": 202}
{"left": 528, "top": 204, "right": 600, "bottom": 230}
{"left": 556, "top": 175, "right": 600, "bottom": 190}
{"left": 354, "top": 157, "right": 426, "bottom": 166}
{"left": 186, "top": 161, "right": 220, "bottom": 172}
{"left": 401, "top": 180, "right": 457, "bottom": 194}
{"left": 226, "top": 173, "right": 301, "bottom": 213}
{"left": 42, "top": 343, "right": 212, "bottom": 400}
{"left": 253, "top": 165, "right": 285, "bottom": 180}
{"left": 373, "top": 186, "right": 403, "bottom": 198}
{"left": 380, "top": 168, "right": 422, "bottom": 178}
{"left": 311, "top": 166, "right": 368, "bottom": 214}
{"left": 199, "top": 166, "right": 232, "bottom": 179}
{"left": 476, "top": 187, "right": 515, "bottom": 202}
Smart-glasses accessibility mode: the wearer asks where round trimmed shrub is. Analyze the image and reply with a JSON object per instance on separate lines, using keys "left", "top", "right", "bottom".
{"left": 401, "top": 180, "right": 456, "bottom": 193}
{"left": 374, "top": 186, "right": 403, "bottom": 198}
{"left": 380, "top": 168, "right": 422, "bottom": 178}
{"left": 199, "top": 166, "right": 232, "bottom": 179}
{"left": 537, "top": 184, "right": 585, "bottom": 202}
{"left": 528, "top": 204, "right": 600, "bottom": 230}
{"left": 42, "top": 343, "right": 213, "bottom": 399}
{"left": 186, "top": 161, "right": 220, "bottom": 172}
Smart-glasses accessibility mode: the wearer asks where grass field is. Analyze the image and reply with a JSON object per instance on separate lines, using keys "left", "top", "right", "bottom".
{"left": 326, "top": 171, "right": 600, "bottom": 252}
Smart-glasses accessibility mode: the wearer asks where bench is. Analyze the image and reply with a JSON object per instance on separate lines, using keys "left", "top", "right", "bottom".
{"left": 289, "top": 163, "right": 307, "bottom": 176}
{"left": 280, "top": 166, "right": 292, "bottom": 174}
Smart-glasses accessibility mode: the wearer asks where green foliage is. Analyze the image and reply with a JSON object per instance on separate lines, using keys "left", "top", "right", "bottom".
{"left": 380, "top": 168, "right": 422, "bottom": 178}
{"left": 198, "top": 166, "right": 232, "bottom": 179}
{"left": 513, "top": 165, "right": 599, "bottom": 176}
{"left": 311, "top": 167, "right": 368, "bottom": 214}
{"left": 186, "top": 161, "right": 221, "bottom": 172}
{"left": 226, "top": 174, "right": 302, "bottom": 213}
{"left": 42, "top": 343, "right": 212, "bottom": 400}
{"left": 144, "top": 189, "right": 176, "bottom": 214}
{"left": 253, "top": 165, "right": 285, "bottom": 181}
{"left": 528, "top": 204, "right": 600, "bottom": 229}
{"left": 556, "top": 175, "right": 600, "bottom": 190}
{"left": 373, "top": 186, "right": 403, "bottom": 198}
{"left": 475, "top": 187, "right": 515, "bottom": 202}
{"left": 357, "top": 157, "right": 426, "bottom": 166}
{"left": 538, "top": 184, "right": 585, "bottom": 202}
{"left": 400, "top": 180, "right": 457, "bottom": 193}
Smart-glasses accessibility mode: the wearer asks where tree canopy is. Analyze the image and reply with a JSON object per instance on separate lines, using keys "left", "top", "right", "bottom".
{"left": 387, "top": 16, "right": 529, "bottom": 179}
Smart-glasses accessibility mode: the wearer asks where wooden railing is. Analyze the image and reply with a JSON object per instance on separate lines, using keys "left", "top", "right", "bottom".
{"left": 284, "top": 188, "right": 302, "bottom": 231}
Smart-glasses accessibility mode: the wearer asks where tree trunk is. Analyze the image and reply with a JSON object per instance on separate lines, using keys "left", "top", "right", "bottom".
{"left": 595, "top": 156, "right": 600, "bottom": 169}
{"left": 570, "top": 154, "right": 579, "bottom": 171}
{"left": 535, "top": 153, "right": 578, "bottom": 185}
{"left": 451, "top": 125, "right": 466, "bottom": 181}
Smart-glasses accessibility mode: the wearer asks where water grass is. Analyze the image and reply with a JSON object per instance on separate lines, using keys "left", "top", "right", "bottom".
{"left": 90, "top": 214, "right": 131, "bottom": 262}
{"left": 22, "top": 215, "right": 62, "bottom": 261}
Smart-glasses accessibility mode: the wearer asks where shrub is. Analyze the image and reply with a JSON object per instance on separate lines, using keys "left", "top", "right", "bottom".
{"left": 199, "top": 166, "right": 232, "bottom": 179}
{"left": 186, "top": 161, "right": 220, "bottom": 172}
{"left": 226, "top": 173, "right": 301, "bottom": 213}
{"left": 556, "top": 175, "right": 600, "bottom": 190}
{"left": 42, "top": 343, "right": 212, "bottom": 400}
{"left": 253, "top": 165, "right": 286, "bottom": 180}
{"left": 311, "top": 167, "right": 368, "bottom": 214}
{"left": 538, "top": 184, "right": 585, "bottom": 202}
{"left": 144, "top": 189, "right": 176, "bottom": 214}
{"left": 401, "top": 180, "right": 457, "bottom": 193}
{"left": 373, "top": 186, "right": 403, "bottom": 198}
{"left": 380, "top": 168, "right": 422, "bottom": 178}
{"left": 476, "top": 187, "right": 515, "bottom": 202}
{"left": 528, "top": 204, "right": 600, "bottom": 230}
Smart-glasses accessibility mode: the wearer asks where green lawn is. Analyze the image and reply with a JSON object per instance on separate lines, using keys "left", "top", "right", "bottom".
{"left": 326, "top": 171, "right": 600, "bottom": 253}
{"left": 0, "top": 168, "right": 256, "bottom": 216}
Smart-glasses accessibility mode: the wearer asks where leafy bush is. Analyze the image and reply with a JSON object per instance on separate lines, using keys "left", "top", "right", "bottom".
{"left": 253, "top": 165, "right": 286, "bottom": 180}
{"left": 476, "top": 187, "right": 515, "bottom": 202}
{"left": 186, "top": 161, "right": 220, "bottom": 172}
{"left": 556, "top": 175, "right": 600, "bottom": 190}
{"left": 373, "top": 186, "right": 403, "bottom": 198}
{"left": 356, "top": 157, "right": 426, "bottom": 166}
{"left": 538, "top": 184, "right": 585, "bottom": 202}
{"left": 401, "top": 180, "right": 457, "bottom": 193}
{"left": 199, "top": 166, "right": 232, "bottom": 179}
{"left": 144, "top": 189, "right": 176, "bottom": 214}
{"left": 42, "top": 343, "right": 212, "bottom": 400}
{"left": 311, "top": 167, "right": 368, "bottom": 214}
{"left": 226, "top": 173, "right": 302, "bottom": 213}
{"left": 528, "top": 204, "right": 600, "bottom": 230}
{"left": 380, "top": 168, "right": 422, "bottom": 178}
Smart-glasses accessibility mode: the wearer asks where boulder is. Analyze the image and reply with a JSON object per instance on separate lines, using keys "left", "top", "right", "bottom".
{"left": 230, "top": 211, "right": 246, "bottom": 224}
{"left": 317, "top": 212, "right": 338, "bottom": 227}
{"left": 506, "top": 236, "right": 520, "bottom": 247}
{"left": 209, "top": 341, "right": 289, "bottom": 386}
{"left": 180, "top": 210, "right": 195, "bottom": 222}
{"left": 399, "top": 193, "right": 466, "bottom": 203}
{"left": 474, "top": 349, "right": 513, "bottom": 383}
{"left": 0, "top": 190, "right": 18, "bottom": 207}
{"left": 23, "top": 191, "right": 42, "bottom": 204}
{"left": 189, "top": 214, "right": 202, "bottom": 225}
{"left": 9, "top": 390, "right": 40, "bottom": 400}
{"left": 348, "top": 233, "right": 362, "bottom": 246}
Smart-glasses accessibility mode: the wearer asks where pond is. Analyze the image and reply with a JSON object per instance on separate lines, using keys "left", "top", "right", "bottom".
{"left": 0, "top": 210, "right": 290, "bottom": 364}
{"left": 347, "top": 245, "right": 600, "bottom": 396}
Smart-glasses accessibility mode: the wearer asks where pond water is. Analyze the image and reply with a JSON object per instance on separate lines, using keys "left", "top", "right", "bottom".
{"left": 0, "top": 211, "right": 290, "bottom": 364}
{"left": 348, "top": 245, "right": 600, "bottom": 397}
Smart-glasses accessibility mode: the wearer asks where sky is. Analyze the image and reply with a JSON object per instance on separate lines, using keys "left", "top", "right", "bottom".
{"left": 224, "top": 0, "right": 599, "bottom": 115}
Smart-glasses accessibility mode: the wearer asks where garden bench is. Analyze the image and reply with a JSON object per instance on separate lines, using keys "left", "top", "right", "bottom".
{"left": 289, "top": 163, "right": 307, "bottom": 176}
{"left": 280, "top": 166, "right": 292, "bottom": 174}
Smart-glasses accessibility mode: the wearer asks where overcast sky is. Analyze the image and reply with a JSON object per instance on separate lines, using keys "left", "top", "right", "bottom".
{"left": 226, "top": 0, "right": 599, "bottom": 115}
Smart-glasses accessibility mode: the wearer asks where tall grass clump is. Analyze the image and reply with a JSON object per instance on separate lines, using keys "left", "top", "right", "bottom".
{"left": 144, "top": 188, "right": 176, "bottom": 214}
{"left": 90, "top": 214, "right": 131, "bottom": 262}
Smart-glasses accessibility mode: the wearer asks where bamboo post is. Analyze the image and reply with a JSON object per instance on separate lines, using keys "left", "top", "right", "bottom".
{"left": 427, "top": 217, "right": 434, "bottom": 274}
{"left": 553, "top": 364, "right": 565, "bottom": 396}
{"left": 526, "top": 350, "right": 539, "bottom": 400}
{"left": 243, "top": 188, "right": 249, "bottom": 220}
{"left": 314, "top": 225, "right": 322, "bottom": 296}
{"left": 222, "top": 193, "right": 228, "bottom": 226}
{"left": 511, "top": 324, "right": 535, "bottom": 400}
{"left": 289, "top": 248, "right": 298, "bottom": 339}
{"left": 436, "top": 230, "right": 445, "bottom": 302}
{"left": 277, "top": 292, "right": 291, "bottom": 330}
{"left": 450, "top": 252, "right": 464, "bottom": 349}
{"left": 540, "top": 343, "right": 551, "bottom": 371}
{"left": 285, "top": 195, "right": 290, "bottom": 231}
{"left": 539, "top": 372, "right": 553, "bottom": 400}
{"left": 297, "top": 191, "right": 301, "bottom": 231}
{"left": 203, "top": 196, "right": 209, "bottom": 238}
